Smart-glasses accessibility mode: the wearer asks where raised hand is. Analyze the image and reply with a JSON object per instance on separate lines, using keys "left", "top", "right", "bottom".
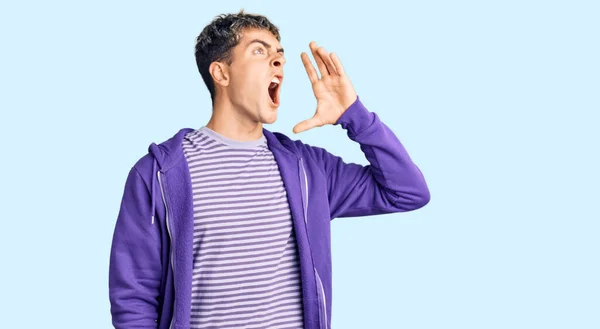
{"left": 293, "top": 41, "right": 358, "bottom": 134}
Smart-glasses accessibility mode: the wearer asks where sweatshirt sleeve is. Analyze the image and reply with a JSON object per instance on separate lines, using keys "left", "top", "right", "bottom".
{"left": 109, "top": 166, "right": 162, "bottom": 328}
{"left": 306, "top": 96, "right": 430, "bottom": 220}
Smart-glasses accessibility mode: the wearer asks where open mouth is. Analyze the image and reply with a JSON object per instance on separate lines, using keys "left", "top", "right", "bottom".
{"left": 268, "top": 75, "right": 282, "bottom": 105}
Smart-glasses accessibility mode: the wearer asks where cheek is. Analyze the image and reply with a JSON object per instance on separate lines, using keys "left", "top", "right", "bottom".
{"left": 229, "top": 65, "right": 266, "bottom": 100}
{"left": 231, "top": 71, "right": 252, "bottom": 89}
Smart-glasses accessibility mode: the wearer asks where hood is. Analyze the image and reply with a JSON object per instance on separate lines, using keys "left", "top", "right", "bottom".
{"left": 145, "top": 128, "right": 193, "bottom": 225}
{"left": 145, "top": 127, "right": 301, "bottom": 224}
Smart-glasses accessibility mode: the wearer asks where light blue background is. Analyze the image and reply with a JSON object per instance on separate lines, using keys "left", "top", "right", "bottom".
{"left": 1, "top": 0, "right": 598, "bottom": 328}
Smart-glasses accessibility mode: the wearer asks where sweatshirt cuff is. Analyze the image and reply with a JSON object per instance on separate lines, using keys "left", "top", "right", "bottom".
{"left": 334, "top": 96, "right": 373, "bottom": 136}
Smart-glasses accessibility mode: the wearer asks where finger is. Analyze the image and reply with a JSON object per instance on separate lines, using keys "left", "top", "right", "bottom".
{"left": 309, "top": 41, "right": 330, "bottom": 77}
{"left": 293, "top": 116, "right": 322, "bottom": 134}
{"left": 318, "top": 47, "right": 338, "bottom": 76}
{"left": 330, "top": 52, "right": 346, "bottom": 76}
{"left": 301, "top": 52, "right": 319, "bottom": 84}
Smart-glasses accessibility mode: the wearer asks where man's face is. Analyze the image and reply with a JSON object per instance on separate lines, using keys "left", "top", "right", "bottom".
{"left": 223, "top": 28, "right": 286, "bottom": 124}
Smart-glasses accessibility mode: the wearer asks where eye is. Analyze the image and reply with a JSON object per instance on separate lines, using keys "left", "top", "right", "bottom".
{"left": 253, "top": 47, "right": 265, "bottom": 55}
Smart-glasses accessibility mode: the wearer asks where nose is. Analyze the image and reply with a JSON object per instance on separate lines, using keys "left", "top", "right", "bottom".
{"left": 271, "top": 54, "right": 286, "bottom": 67}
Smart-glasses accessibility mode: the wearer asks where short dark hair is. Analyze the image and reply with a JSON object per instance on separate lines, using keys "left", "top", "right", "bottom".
{"left": 194, "top": 9, "right": 281, "bottom": 105}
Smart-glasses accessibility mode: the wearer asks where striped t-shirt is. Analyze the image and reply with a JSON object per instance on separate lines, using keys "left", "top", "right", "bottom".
{"left": 181, "top": 126, "right": 305, "bottom": 329}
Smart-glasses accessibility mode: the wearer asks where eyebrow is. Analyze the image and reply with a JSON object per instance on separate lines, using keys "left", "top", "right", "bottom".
{"left": 246, "top": 39, "right": 284, "bottom": 54}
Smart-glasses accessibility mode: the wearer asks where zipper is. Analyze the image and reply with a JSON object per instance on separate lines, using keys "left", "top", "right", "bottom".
{"left": 315, "top": 268, "right": 328, "bottom": 329}
{"left": 300, "top": 158, "right": 308, "bottom": 225}
{"left": 157, "top": 170, "right": 176, "bottom": 329}
{"left": 299, "top": 158, "right": 327, "bottom": 329}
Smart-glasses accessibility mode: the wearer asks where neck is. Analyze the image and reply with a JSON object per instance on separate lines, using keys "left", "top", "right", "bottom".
{"left": 205, "top": 95, "right": 264, "bottom": 142}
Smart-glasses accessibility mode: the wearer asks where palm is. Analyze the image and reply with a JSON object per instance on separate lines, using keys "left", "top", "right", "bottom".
{"left": 312, "top": 74, "right": 354, "bottom": 125}
{"left": 293, "top": 41, "right": 357, "bottom": 134}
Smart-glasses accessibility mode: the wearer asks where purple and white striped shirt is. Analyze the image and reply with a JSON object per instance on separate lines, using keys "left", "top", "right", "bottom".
{"left": 182, "top": 126, "right": 304, "bottom": 329}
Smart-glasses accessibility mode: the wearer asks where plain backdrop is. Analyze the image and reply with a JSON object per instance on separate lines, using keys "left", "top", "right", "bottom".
{"left": 1, "top": 1, "right": 598, "bottom": 328}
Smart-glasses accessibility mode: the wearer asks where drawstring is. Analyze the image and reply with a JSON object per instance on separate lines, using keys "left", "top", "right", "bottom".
{"left": 151, "top": 158, "right": 157, "bottom": 225}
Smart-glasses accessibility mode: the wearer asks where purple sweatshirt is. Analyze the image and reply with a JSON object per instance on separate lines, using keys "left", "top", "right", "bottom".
{"left": 108, "top": 96, "right": 431, "bottom": 329}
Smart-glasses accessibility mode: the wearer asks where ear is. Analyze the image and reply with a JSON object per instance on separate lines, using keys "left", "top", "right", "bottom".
{"left": 209, "top": 61, "right": 230, "bottom": 87}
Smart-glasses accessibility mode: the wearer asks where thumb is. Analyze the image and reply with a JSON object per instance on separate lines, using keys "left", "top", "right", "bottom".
{"left": 293, "top": 116, "right": 322, "bottom": 134}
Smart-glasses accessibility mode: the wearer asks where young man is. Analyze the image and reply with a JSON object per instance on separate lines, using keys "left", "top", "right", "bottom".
{"left": 109, "top": 10, "right": 430, "bottom": 329}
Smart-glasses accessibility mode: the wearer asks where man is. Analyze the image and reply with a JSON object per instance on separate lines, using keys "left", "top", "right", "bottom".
{"left": 109, "top": 9, "right": 430, "bottom": 329}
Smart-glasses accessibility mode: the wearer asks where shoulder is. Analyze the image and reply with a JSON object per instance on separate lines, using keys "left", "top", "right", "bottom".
{"left": 128, "top": 152, "right": 155, "bottom": 192}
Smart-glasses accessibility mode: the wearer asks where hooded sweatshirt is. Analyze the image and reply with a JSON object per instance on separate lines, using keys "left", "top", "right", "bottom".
{"left": 108, "top": 96, "right": 431, "bottom": 329}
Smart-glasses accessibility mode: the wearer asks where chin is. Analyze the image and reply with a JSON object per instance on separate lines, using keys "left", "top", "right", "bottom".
{"left": 260, "top": 109, "right": 278, "bottom": 124}
{"left": 262, "top": 114, "right": 278, "bottom": 125}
